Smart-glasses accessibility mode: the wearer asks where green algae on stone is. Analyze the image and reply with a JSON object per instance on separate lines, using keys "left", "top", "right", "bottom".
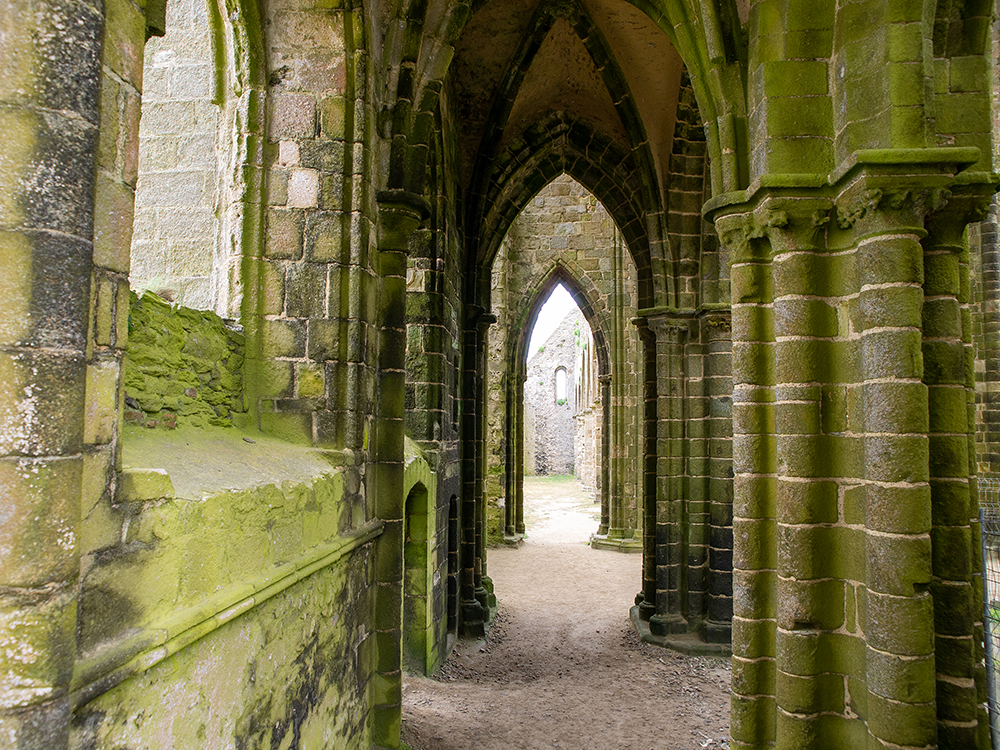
{"left": 124, "top": 292, "right": 245, "bottom": 429}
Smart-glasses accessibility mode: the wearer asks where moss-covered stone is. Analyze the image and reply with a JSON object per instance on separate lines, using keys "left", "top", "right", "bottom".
{"left": 124, "top": 292, "right": 245, "bottom": 429}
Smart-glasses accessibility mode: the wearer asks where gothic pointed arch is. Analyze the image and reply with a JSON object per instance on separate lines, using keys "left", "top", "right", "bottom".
{"left": 379, "top": 0, "right": 752, "bottom": 199}
{"left": 507, "top": 260, "right": 612, "bottom": 380}
{"left": 475, "top": 112, "right": 655, "bottom": 309}
{"left": 463, "top": 0, "right": 662, "bottom": 246}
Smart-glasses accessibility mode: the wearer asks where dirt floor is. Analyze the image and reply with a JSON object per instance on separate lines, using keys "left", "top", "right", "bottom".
{"left": 401, "top": 475, "right": 731, "bottom": 750}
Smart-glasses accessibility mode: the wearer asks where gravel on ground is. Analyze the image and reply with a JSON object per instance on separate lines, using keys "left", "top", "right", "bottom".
{"left": 401, "top": 476, "right": 731, "bottom": 750}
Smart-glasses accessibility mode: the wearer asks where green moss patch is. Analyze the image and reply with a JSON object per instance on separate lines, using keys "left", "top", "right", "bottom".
{"left": 124, "top": 291, "right": 245, "bottom": 429}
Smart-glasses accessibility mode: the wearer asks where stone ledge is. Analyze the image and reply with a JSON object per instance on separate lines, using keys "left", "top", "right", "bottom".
{"left": 118, "top": 467, "right": 175, "bottom": 502}
{"left": 590, "top": 534, "right": 642, "bottom": 553}
{"left": 630, "top": 607, "right": 732, "bottom": 657}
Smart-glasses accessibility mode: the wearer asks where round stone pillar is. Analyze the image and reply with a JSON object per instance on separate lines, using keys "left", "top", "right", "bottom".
{"left": 0, "top": 0, "right": 104, "bottom": 745}
{"left": 710, "top": 153, "right": 997, "bottom": 750}
{"left": 370, "top": 189, "right": 429, "bottom": 750}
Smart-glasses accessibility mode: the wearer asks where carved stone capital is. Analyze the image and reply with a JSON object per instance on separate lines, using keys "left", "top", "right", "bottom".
{"left": 376, "top": 189, "right": 431, "bottom": 249}
{"left": 713, "top": 198, "right": 833, "bottom": 261}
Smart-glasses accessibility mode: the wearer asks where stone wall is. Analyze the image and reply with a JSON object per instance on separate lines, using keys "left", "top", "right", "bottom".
{"left": 970, "top": 202, "right": 1000, "bottom": 475}
{"left": 968, "top": 14, "right": 1000, "bottom": 477}
{"left": 130, "top": 0, "right": 223, "bottom": 311}
{"left": 72, "top": 428, "right": 375, "bottom": 749}
{"left": 524, "top": 309, "right": 585, "bottom": 476}
{"left": 6, "top": 0, "right": 1000, "bottom": 747}
{"left": 124, "top": 292, "right": 245, "bottom": 428}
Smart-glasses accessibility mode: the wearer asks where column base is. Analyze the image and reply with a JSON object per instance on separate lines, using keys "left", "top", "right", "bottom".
{"left": 590, "top": 533, "right": 642, "bottom": 553}
{"left": 460, "top": 598, "right": 487, "bottom": 638}
{"left": 649, "top": 612, "right": 688, "bottom": 636}
{"left": 477, "top": 578, "right": 498, "bottom": 612}
{"left": 702, "top": 619, "right": 733, "bottom": 645}
{"left": 630, "top": 607, "right": 731, "bottom": 657}
{"left": 500, "top": 533, "right": 525, "bottom": 548}
{"left": 637, "top": 601, "right": 656, "bottom": 621}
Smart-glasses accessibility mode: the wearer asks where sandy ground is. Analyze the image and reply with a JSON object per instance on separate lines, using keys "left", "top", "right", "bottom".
{"left": 402, "top": 476, "right": 731, "bottom": 750}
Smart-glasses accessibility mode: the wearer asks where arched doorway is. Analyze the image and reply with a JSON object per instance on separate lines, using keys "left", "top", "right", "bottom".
{"left": 402, "top": 481, "right": 432, "bottom": 674}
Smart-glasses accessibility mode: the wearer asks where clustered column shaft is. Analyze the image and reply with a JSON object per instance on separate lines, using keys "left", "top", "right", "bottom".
{"left": 0, "top": 0, "right": 105, "bottom": 745}
{"left": 371, "top": 192, "right": 427, "bottom": 749}
{"left": 718, "top": 160, "right": 996, "bottom": 749}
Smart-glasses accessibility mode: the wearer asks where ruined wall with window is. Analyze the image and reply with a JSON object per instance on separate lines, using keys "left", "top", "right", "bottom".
{"left": 523, "top": 309, "right": 586, "bottom": 476}
{"left": 129, "top": 0, "right": 225, "bottom": 311}
{"left": 62, "top": 0, "right": 391, "bottom": 747}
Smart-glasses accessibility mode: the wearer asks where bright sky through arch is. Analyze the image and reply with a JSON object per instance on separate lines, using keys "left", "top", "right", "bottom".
{"left": 528, "top": 284, "right": 577, "bottom": 360}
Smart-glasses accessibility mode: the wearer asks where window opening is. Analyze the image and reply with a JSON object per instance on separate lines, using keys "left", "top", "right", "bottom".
{"left": 131, "top": 0, "right": 223, "bottom": 313}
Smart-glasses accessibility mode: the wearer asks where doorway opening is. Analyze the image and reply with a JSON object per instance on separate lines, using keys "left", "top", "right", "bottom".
{"left": 485, "top": 175, "right": 642, "bottom": 551}
{"left": 523, "top": 284, "right": 588, "bottom": 481}
{"left": 403, "top": 482, "right": 431, "bottom": 674}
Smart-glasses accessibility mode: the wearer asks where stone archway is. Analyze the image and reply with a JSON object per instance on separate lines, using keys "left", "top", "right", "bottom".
{"left": 484, "top": 176, "right": 644, "bottom": 554}
{"left": 402, "top": 481, "right": 431, "bottom": 673}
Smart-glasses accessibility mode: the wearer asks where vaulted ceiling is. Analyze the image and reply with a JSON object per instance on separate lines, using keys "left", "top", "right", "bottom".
{"left": 450, "top": 0, "right": 687, "bottom": 203}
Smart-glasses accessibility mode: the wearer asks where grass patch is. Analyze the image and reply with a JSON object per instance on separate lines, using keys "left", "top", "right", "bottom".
{"left": 526, "top": 474, "right": 577, "bottom": 484}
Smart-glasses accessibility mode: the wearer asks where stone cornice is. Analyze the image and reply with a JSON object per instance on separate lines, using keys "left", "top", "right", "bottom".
{"left": 703, "top": 147, "right": 998, "bottom": 226}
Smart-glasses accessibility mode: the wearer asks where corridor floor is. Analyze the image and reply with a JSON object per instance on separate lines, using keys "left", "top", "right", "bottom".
{"left": 401, "top": 476, "right": 731, "bottom": 750}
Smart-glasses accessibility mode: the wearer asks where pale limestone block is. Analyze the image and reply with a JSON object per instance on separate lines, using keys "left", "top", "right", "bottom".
{"left": 269, "top": 94, "right": 316, "bottom": 140}
{"left": 169, "top": 62, "right": 212, "bottom": 99}
{"left": 142, "top": 66, "right": 169, "bottom": 101}
{"left": 157, "top": 207, "right": 216, "bottom": 242}
{"left": 278, "top": 141, "right": 300, "bottom": 167}
{"left": 136, "top": 134, "right": 181, "bottom": 172}
{"left": 134, "top": 171, "right": 203, "bottom": 207}
{"left": 169, "top": 240, "right": 214, "bottom": 276}
{"left": 176, "top": 133, "right": 217, "bottom": 169}
{"left": 287, "top": 169, "right": 319, "bottom": 208}
{"left": 179, "top": 276, "right": 213, "bottom": 310}
{"left": 140, "top": 100, "right": 196, "bottom": 135}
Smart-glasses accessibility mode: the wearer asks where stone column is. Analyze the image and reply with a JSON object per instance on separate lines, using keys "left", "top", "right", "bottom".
{"left": 475, "top": 312, "right": 497, "bottom": 612}
{"left": 503, "top": 366, "right": 523, "bottom": 538}
{"left": 460, "top": 304, "right": 488, "bottom": 637}
{"left": 635, "top": 319, "right": 658, "bottom": 621}
{"left": 923, "top": 192, "right": 991, "bottom": 746}
{"left": 0, "top": 0, "right": 104, "bottom": 745}
{"left": 597, "top": 373, "right": 612, "bottom": 536}
{"left": 370, "top": 190, "right": 428, "bottom": 750}
{"left": 715, "top": 202, "right": 779, "bottom": 749}
{"left": 703, "top": 308, "right": 734, "bottom": 645}
{"left": 646, "top": 314, "right": 690, "bottom": 638}
{"left": 713, "top": 154, "right": 995, "bottom": 749}
{"left": 514, "top": 370, "right": 526, "bottom": 536}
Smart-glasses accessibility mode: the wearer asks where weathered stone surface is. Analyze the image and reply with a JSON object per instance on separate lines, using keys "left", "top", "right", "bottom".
{"left": 124, "top": 292, "right": 245, "bottom": 428}
{"left": 117, "top": 467, "right": 175, "bottom": 502}
{"left": 3, "top": 0, "right": 999, "bottom": 748}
